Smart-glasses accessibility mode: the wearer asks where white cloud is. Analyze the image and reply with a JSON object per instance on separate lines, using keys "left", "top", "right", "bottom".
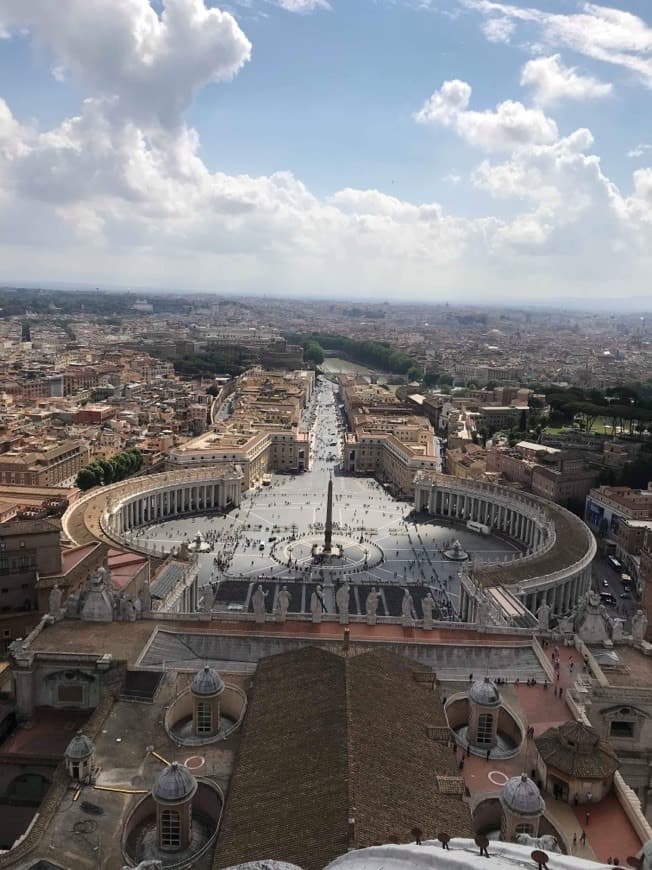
{"left": 0, "top": 1, "right": 650, "bottom": 301}
{"left": 482, "top": 17, "right": 514, "bottom": 44}
{"left": 462, "top": 1, "right": 652, "bottom": 88}
{"left": 0, "top": 0, "right": 252, "bottom": 129}
{"left": 276, "top": 0, "right": 330, "bottom": 11}
{"left": 415, "top": 79, "right": 558, "bottom": 152}
{"left": 627, "top": 144, "right": 652, "bottom": 159}
{"left": 520, "top": 54, "right": 613, "bottom": 106}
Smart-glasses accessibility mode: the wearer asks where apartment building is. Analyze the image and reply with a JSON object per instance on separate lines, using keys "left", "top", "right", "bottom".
{"left": 166, "top": 369, "right": 314, "bottom": 487}
{"left": 0, "top": 519, "right": 62, "bottom": 646}
{"left": 340, "top": 377, "right": 441, "bottom": 496}
{"left": 585, "top": 484, "right": 652, "bottom": 538}
{"left": 0, "top": 440, "right": 90, "bottom": 487}
{"left": 486, "top": 441, "right": 597, "bottom": 505}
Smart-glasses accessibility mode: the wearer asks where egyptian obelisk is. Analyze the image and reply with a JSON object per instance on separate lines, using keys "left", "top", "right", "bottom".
{"left": 324, "top": 474, "right": 333, "bottom": 553}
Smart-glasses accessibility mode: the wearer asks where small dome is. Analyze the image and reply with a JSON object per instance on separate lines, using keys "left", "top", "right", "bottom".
{"left": 500, "top": 774, "right": 545, "bottom": 817}
{"left": 469, "top": 676, "right": 500, "bottom": 707}
{"left": 153, "top": 762, "right": 197, "bottom": 804}
{"left": 65, "top": 731, "right": 94, "bottom": 760}
{"left": 191, "top": 665, "right": 224, "bottom": 697}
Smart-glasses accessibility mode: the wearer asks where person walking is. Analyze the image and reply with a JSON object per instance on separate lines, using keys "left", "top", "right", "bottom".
{"left": 580, "top": 829, "right": 587, "bottom": 846}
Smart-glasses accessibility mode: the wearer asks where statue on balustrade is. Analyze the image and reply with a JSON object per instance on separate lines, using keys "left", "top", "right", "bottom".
{"left": 252, "top": 584, "right": 267, "bottom": 623}
{"left": 276, "top": 586, "right": 291, "bottom": 622}
{"left": 632, "top": 609, "right": 649, "bottom": 644}
{"left": 336, "top": 582, "right": 350, "bottom": 624}
{"left": 421, "top": 593, "right": 435, "bottom": 630}
{"left": 611, "top": 617, "right": 625, "bottom": 642}
{"left": 575, "top": 589, "right": 610, "bottom": 644}
{"left": 310, "top": 585, "right": 325, "bottom": 623}
{"left": 365, "top": 587, "right": 379, "bottom": 625}
{"left": 536, "top": 600, "right": 551, "bottom": 631}
{"left": 401, "top": 589, "right": 416, "bottom": 627}
{"left": 48, "top": 584, "right": 63, "bottom": 618}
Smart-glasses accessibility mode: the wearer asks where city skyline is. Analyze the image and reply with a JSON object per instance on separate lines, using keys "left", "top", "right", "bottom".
{"left": 0, "top": 0, "right": 651, "bottom": 301}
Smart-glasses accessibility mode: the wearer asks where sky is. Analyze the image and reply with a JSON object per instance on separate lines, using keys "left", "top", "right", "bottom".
{"left": 0, "top": 0, "right": 651, "bottom": 303}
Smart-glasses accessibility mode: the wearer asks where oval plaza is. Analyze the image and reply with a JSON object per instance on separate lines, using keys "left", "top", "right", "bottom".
{"left": 64, "top": 444, "right": 595, "bottom": 630}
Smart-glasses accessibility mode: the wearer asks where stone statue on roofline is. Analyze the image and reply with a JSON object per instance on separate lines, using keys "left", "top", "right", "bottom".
{"left": 401, "top": 589, "right": 415, "bottom": 627}
{"left": 632, "top": 609, "right": 649, "bottom": 644}
{"left": 336, "top": 582, "right": 350, "bottom": 624}
{"left": 365, "top": 587, "right": 379, "bottom": 625}
{"left": 48, "top": 584, "right": 63, "bottom": 618}
{"left": 611, "top": 616, "right": 625, "bottom": 642}
{"left": 252, "top": 584, "right": 267, "bottom": 623}
{"left": 310, "top": 585, "right": 324, "bottom": 623}
{"left": 576, "top": 588, "right": 610, "bottom": 644}
{"left": 421, "top": 593, "right": 435, "bottom": 630}
{"left": 65, "top": 590, "right": 81, "bottom": 618}
{"left": 536, "top": 600, "right": 551, "bottom": 631}
{"left": 276, "top": 586, "right": 291, "bottom": 622}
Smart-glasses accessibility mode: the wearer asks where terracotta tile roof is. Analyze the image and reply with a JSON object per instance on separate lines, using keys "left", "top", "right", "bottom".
{"left": 535, "top": 720, "right": 619, "bottom": 780}
{"left": 215, "top": 647, "right": 472, "bottom": 870}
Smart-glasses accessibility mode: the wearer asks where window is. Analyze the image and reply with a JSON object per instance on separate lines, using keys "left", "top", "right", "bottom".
{"left": 160, "top": 809, "right": 181, "bottom": 849}
{"left": 610, "top": 720, "right": 635, "bottom": 739}
{"left": 476, "top": 713, "right": 494, "bottom": 745}
{"left": 515, "top": 823, "right": 533, "bottom": 835}
{"left": 196, "top": 701, "right": 212, "bottom": 734}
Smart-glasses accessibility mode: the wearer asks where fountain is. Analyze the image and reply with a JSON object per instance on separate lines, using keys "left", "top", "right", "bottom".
{"left": 444, "top": 539, "right": 469, "bottom": 561}
{"left": 187, "top": 531, "right": 211, "bottom": 553}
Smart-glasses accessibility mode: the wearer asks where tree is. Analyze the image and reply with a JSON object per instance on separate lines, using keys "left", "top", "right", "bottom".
{"left": 518, "top": 409, "right": 527, "bottom": 431}
{"left": 76, "top": 467, "right": 98, "bottom": 491}
{"left": 97, "top": 459, "right": 114, "bottom": 485}
{"left": 303, "top": 340, "right": 325, "bottom": 365}
{"left": 75, "top": 448, "right": 143, "bottom": 491}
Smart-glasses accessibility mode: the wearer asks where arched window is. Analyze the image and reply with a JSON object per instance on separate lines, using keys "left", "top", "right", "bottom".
{"left": 477, "top": 713, "right": 494, "bottom": 745}
{"left": 515, "top": 822, "right": 533, "bottom": 835}
{"left": 196, "top": 701, "right": 212, "bottom": 734}
{"left": 160, "top": 809, "right": 181, "bottom": 849}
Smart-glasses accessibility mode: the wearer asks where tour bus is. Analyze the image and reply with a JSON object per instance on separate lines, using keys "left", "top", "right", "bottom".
{"left": 262, "top": 474, "right": 272, "bottom": 486}
{"left": 607, "top": 554, "right": 622, "bottom": 571}
{"left": 467, "top": 520, "right": 490, "bottom": 535}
